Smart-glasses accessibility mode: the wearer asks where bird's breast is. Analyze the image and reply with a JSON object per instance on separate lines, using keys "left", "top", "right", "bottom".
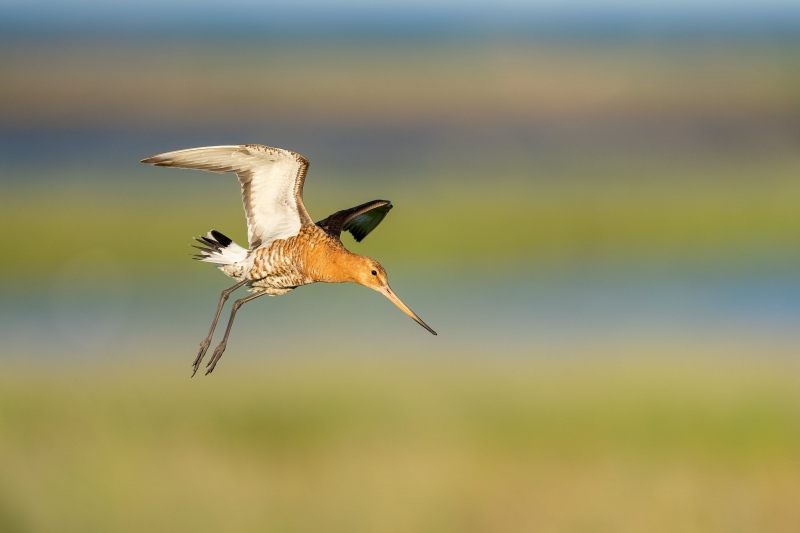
{"left": 247, "top": 225, "right": 335, "bottom": 289}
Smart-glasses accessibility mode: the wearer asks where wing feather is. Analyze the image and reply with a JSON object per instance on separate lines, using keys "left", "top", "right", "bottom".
{"left": 317, "top": 200, "right": 392, "bottom": 242}
{"left": 141, "top": 145, "right": 312, "bottom": 249}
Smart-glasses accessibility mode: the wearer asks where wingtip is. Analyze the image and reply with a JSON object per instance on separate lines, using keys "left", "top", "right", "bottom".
{"left": 140, "top": 154, "right": 171, "bottom": 165}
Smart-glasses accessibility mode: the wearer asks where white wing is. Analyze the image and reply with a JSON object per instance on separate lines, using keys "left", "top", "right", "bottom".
{"left": 141, "top": 144, "right": 313, "bottom": 248}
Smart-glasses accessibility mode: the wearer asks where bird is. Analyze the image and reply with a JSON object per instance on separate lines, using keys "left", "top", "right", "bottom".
{"left": 140, "top": 144, "right": 436, "bottom": 376}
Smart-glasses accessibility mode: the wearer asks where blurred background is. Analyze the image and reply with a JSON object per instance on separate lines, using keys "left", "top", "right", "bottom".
{"left": 2, "top": 0, "right": 800, "bottom": 531}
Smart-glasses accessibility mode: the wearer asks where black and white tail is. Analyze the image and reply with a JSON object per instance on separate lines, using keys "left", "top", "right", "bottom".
{"left": 192, "top": 230, "right": 248, "bottom": 275}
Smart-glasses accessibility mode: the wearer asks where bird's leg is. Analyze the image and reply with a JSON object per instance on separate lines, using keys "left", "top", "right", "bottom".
{"left": 192, "top": 279, "right": 250, "bottom": 377}
{"left": 205, "top": 292, "right": 265, "bottom": 375}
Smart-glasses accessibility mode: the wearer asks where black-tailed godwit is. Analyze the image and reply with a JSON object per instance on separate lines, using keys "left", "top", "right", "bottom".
{"left": 141, "top": 144, "right": 436, "bottom": 375}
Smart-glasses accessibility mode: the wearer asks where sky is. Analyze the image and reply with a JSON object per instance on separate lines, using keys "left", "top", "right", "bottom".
{"left": 3, "top": 0, "right": 800, "bottom": 7}
{"left": 2, "top": 0, "right": 798, "bottom": 35}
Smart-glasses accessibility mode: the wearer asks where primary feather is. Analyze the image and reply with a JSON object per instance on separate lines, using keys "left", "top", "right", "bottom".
{"left": 317, "top": 199, "right": 393, "bottom": 242}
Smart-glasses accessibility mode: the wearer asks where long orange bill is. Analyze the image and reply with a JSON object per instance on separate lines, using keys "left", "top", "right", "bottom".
{"left": 380, "top": 286, "right": 437, "bottom": 335}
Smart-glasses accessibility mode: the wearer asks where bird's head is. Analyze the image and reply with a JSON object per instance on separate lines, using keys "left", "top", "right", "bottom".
{"left": 349, "top": 255, "right": 437, "bottom": 336}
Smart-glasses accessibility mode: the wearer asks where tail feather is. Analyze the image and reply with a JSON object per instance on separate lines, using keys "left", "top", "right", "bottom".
{"left": 209, "top": 229, "right": 232, "bottom": 247}
{"left": 192, "top": 230, "right": 248, "bottom": 265}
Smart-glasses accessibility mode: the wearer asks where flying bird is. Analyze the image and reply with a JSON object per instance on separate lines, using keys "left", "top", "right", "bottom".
{"left": 141, "top": 144, "right": 436, "bottom": 376}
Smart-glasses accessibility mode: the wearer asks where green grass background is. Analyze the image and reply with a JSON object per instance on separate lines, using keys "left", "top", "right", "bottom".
{"left": 2, "top": 355, "right": 800, "bottom": 533}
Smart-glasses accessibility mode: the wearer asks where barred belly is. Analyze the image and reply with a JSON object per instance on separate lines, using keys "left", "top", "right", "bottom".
{"left": 247, "top": 226, "right": 322, "bottom": 294}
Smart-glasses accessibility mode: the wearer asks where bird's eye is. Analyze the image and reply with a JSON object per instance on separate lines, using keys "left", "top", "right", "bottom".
{"left": 371, "top": 270, "right": 377, "bottom": 276}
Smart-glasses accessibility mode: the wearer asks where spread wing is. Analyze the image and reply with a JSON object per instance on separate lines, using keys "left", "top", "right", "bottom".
{"left": 316, "top": 200, "right": 393, "bottom": 242}
{"left": 141, "top": 144, "right": 313, "bottom": 249}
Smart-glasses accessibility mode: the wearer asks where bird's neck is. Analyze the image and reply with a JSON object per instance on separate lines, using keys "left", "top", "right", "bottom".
{"left": 301, "top": 233, "right": 366, "bottom": 284}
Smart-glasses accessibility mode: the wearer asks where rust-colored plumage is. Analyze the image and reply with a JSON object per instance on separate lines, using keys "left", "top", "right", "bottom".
{"left": 141, "top": 144, "right": 435, "bottom": 376}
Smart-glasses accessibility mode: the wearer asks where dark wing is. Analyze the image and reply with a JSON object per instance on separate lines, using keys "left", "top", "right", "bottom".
{"left": 316, "top": 200, "right": 393, "bottom": 242}
{"left": 141, "top": 144, "right": 312, "bottom": 249}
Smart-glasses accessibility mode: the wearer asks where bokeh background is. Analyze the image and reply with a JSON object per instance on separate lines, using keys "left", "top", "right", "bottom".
{"left": 2, "top": 1, "right": 800, "bottom": 531}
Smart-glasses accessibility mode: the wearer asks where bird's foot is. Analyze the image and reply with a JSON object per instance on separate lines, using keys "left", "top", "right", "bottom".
{"left": 205, "top": 343, "right": 227, "bottom": 375}
{"left": 192, "top": 339, "right": 212, "bottom": 377}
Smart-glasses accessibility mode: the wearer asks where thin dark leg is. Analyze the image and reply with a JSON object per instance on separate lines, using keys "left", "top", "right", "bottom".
{"left": 192, "top": 279, "right": 250, "bottom": 377}
{"left": 205, "top": 292, "right": 266, "bottom": 375}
